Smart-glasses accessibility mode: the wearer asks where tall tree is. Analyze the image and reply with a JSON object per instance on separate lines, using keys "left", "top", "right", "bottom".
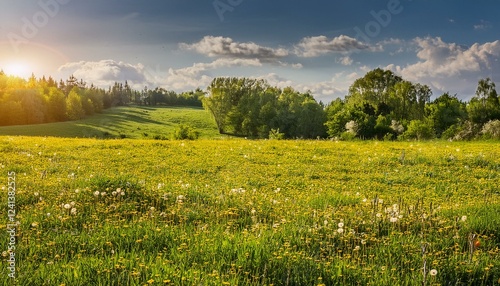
{"left": 425, "top": 93, "right": 466, "bottom": 137}
{"left": 467, "top": 78, "right": 500, "bottom": 124}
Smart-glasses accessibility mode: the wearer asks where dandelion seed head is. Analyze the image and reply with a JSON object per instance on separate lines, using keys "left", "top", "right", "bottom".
{"left": 429, "top": 269, "right": 438, "bottom": 276}
{"left": 70, "top": 208, "right": 77, "bottom": 215}
{"left": 337, "top": 228, "right": 344, "bottom": 234}
{"left": 461, "top": 215, "right": 467, "bottom": 222}
{"left": 63, "top": 204, "right": 71, "bottom": 209}
{"left": 93, "top": 191, "right": 100, "bottom": 197}
{"left": 338, "top": 222, "right": 344, "bottom": 228}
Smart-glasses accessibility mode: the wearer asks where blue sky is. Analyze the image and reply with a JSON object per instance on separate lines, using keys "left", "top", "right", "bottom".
{"left": 1, "top": 0, "right": 499, "bottom": 102}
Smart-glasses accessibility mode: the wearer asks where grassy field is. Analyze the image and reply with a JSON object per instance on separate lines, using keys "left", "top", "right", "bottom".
{"left": 0, "top": 106, "right": 220, "bottom": 139}
{"left": 1, "top": 137, "right": 499, "bottom": 285}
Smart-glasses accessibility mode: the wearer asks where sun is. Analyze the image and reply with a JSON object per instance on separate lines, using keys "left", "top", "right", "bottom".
{"left": 3, "top": 61, "right": 31, "bottom": 78}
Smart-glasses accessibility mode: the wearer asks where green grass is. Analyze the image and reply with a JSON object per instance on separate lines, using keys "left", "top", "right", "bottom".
{"left": 0, "top": 106, "right": 220, "bottom": 139}
{"left": 1, "top": 138, "right": 500, "bottom": 285}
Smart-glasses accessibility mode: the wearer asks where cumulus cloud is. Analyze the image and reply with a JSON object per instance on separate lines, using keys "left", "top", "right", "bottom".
{"left": 256, "top": 72, "right": 351, "bottom": 102}
{"left": 58, "top": 60, "right": 149, "bottom": 89}
{"left": 295, "top": 35, "right": 372, "bottom": 57}
{"left": 180, "top": 36, "right": 289, "bottom": 62}
{"left": 387, "top": 37, "right": 500, "bottom": 98}
{"left": 164, "top": 58, "right": 263, "bottom": 90}
{"left": 337, "top": 56, "right": 353, "bottom": 66}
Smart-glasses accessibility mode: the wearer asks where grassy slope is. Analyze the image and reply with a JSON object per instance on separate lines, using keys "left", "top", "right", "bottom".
{"left": 0, "top": 106, "right": 220, "bottom": 139}
{"left": 0, "top": 138, "right": 499, "bottom": 285}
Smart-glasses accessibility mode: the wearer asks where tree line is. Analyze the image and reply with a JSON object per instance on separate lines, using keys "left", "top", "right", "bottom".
{"left": 203, "top": 70, "right": 500, "bottom": 140}
{"left": 2, "top": 68, "right": 499, "bottom": 140}
{"left": 0, "top": 71, "right": 203, "bottom": 126}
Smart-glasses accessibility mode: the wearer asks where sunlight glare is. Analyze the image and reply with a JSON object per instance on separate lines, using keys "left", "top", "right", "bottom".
{"left": 3, "top": 62, "right": 31, "bottom": 78}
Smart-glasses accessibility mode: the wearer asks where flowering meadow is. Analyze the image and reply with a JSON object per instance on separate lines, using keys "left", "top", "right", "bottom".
{"left": 1, "top": 137, "right": 500, "bottom": 285}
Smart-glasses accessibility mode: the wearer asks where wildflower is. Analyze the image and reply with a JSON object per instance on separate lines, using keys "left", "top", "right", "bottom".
{"left": 75, "top": 189, "right": 80, "bottom": 194}
{"left": 390, "top": 217, "right": 398, "bottom": 223}
{"left": 31, "top": 222, "right": 39, "bottom": 227}
{"left": 354, "top": 246, "right": 360, "bottom": 251}
{"left": 251, "top": 209, "right": 256, "bottom": 215}
{"left": 112, "top": 191, "right": 117, "bottom": 196}
{"left": 120, "top": 191, "right": 125, "bottom": 196}
{"left": 101, "top": 192, "right": 107, "bottom": 196}
{"left": 337, "top": 228, "right": 344, "bottom": 234}
{"left": 70, "top": 208, "right": 77, "bottom": 215}
{"left": 338, "top": 222, "right": 344, "bottom": 228}
{"left": 34, "top": 192, "right": 39, "bottom": 197}
{"left": 429, "top": 269, "right": 438, "bottom": 276}
{"left": 461, "top": 215, "right": 467, "bottom": 222}
{"left": 63, "top": 204, "right": 71, "bottom": 209}
{"left": 93, "top": 191, "right": 100, "bottom": 197}
{"left": 176, "top": 195, "right": 185, "bottom": 203}
{"left": 70, "top": 201, "right": 75, "bottom": 207}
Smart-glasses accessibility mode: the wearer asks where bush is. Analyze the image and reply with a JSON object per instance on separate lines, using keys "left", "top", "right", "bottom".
{"left": 401, "top": 120, "right": 434, "bottom": 140}
{"left": 172, "top": 124, "right": 199, "bottom": 140}
{"left": 453, "top": 120, "right": 481, "bottom": 141}
{"left": 269, "top": 128, "right": 285, "bottom": 140}
{"left": 481, "top": 120, "right": 500, "bottom": 139}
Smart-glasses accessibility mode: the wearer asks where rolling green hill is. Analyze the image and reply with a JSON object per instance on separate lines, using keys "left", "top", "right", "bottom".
{"left": 0, "top": 105, "right": 220, "bottom": 139}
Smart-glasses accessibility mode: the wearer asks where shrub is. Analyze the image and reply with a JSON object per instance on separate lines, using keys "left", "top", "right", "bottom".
{"left": 172, "top": 124, "right": 199, "bottom": 140}
{"left": 268, "top": 128, "right": 285, "bottom": 140}
{"left": 453, "top": 120, "right": 481, "bottom": 141}
{"left": 401, "top": 120, "right": 434, "bottom": 140}
{"left": 481, "top": 120, "right": 500, "bottom": 139}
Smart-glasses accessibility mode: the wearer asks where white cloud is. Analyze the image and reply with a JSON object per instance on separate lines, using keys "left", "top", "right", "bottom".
{"left": 180, "top": 36, "right": 288, "bottom": 62}
{"left": 295, "top": 35, "right": 372, "bottom": 57}
{"left": 386, "top": 37, "right": 500, "bottom": 98}
{"left": 474, "top": 20, "right": 492, "bottom": 30}
{"left": 58, "top": 60, "right": 149, "bottom": 89}
{"left": 337, "top": 56, "right": 353, "bottom": 66}
{"left": 164, "top": 58, "right": 263, "bottom": 90}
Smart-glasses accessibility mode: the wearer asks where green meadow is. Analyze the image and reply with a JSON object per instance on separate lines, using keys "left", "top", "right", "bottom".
{"left": 0, "top": 106, "right": 220, "bottom": 139}
{"left": 1, "top": 135, "right": 499, "bottom": 285}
